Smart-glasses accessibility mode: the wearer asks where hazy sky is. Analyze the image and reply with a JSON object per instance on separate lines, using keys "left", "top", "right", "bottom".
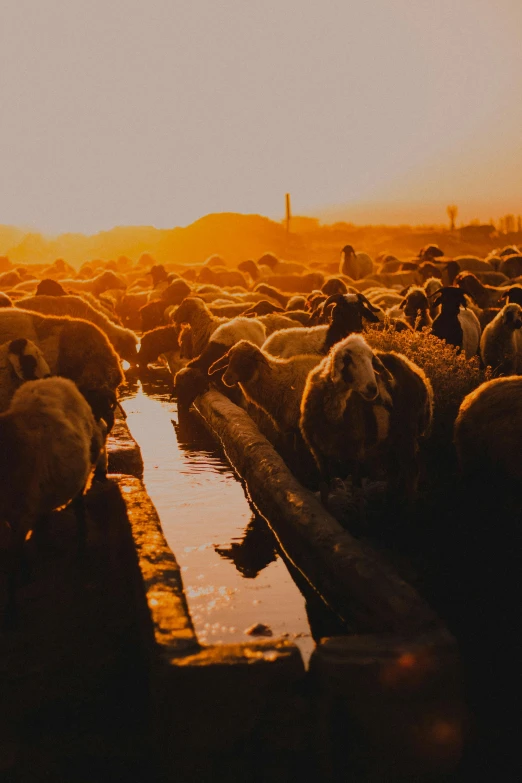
{"left": 1, "top": 0, "right": 521, "bottom": 234}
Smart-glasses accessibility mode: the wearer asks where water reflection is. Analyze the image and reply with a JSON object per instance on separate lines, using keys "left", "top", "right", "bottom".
{"left": 120, "top": 376, "right": 317, "bottom": 663}
{"left": 214, "top": 515, "right": 278, "bottom": 579}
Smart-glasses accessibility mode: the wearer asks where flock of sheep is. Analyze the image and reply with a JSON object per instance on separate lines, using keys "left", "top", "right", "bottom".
{"left": 1, "top": 240, "right": 521, "bottom": 626}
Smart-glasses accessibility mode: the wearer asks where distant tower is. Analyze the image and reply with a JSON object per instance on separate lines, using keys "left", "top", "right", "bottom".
{"left": 285, "top": 193, "right": 291, "bottom": 234}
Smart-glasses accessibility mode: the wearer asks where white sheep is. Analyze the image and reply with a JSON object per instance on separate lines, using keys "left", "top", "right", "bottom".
{"left": 0, "top": 338, "right": 51, "bottom": 412}
{"left": 187, "top": 316, "right": 267, "bottom": 375}
{"left": 479, "top": 303, "right": 522, "bottom": 376}
{"left": 300, "top": 334, "right": 433, "bottom": 506}
{"left": 262, "top": 294, "right": 380, "bottom": 358}
{"left": 0, "top": 376, "right": 106, "bottom": 626}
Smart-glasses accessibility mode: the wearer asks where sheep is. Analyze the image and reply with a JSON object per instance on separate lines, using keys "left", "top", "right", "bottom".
{"left": 257, "top": 254, "right": 308, "bottom": 275}
{"left": 339, "top": 246, "right": 374, "bottom": 280}
{"left": 430, "top": 288, "right": 481, "bottom": 358}
{"left": 396, "top": 287, "right": 432, "bottom": 330}
{"left": 499, "top": 254, "right": 522, "bottom": 279}
{"left": 41, "top": 258, "right": 76, "bottom": 279}
{"left": 138, "top": 325, "right": 181, "bottom": 368}
{"left": 299, "top": 334, "right": 433, "bottom": 506}
{"left": 0, "top": 271, "right": 23, "bottom": 289}
{"left": 263, "top": 294, "right": 380, "bottom": 358}
{"left": 242, "top": 300, "right": 284, "bottom": 317}
{"left": 35, "top": 278, "right": 67, "bottom": 296}
{"left": 252, "top": 283, "right": 289, "bottom": 308}
{"left": 0, "top": 376, "right": 106, "bottom": 626}
{"left": 0, "top": 338, "right": 51, "bottom": 411}
{"left": 419, "top": 244, "right": 444, "bottom": 261}
{"left": 374, "top": 269, "right": 419, "bottom": 289}
{"left": 499, "top": 285, "right": 522, "bottom": 307}
{"left": 208, "top": 302, "right": 251, "bottom": 318}
{"left": 452, "top": 256, "right": 494, "bottom": 273}
{"left": 171, "top": 297, "right": 227, "bottom": 358}
{"left": 281, "top": 310, "right": 313, "bottom": 325}
{"left": 454, "top": 376, "right": 522, "bottom": 487}
{"left": 286, "top": 295, "right": 308, "bottom": 310}
{"left": 208, "top": 340, "right": 321, "bottom": 434}
{"left": 256, "top": 313, "right": 301, "bottom": 336}
{"left": 186, "top": 317, "right": 267, "bottom": 376}
{"left": 0, "top": 310, "right": 123, "bottom": 422}
{"left": 17, "top": 295, "right": 139, "bottom": 364}
{"left": 139, "top": 299, "right": 170, "bottom": 331}
{"left": 157, "top": 278, "right": 192, "bottom": 307}
{"left": 238, "top": 259, "right": 261, "bottom": 283}
{"left": 198, "top": 265, "right": 248, "bottom": 289}
{"left": 149, "top": 264, "right": 169, "bottom": 286}
{"left": 263, "top": 272, "right": 325, "bottom": 294}
{"left": 321, "top": 277, "right": 349, "bottom": 297}
{"left": 479, "top": 304, "right": 522, "bottom": 376}
{"left": 173, "top": 366, "right": 209, "bottom": 408}
{"left": 455, "top": 272, "right": 509, "bottom": 310}
{"left": 58, "top": 270, "right": 128, "bottom": 296}
{"left": 117, "top": 291, "right": 150, "bottom": 327}
{"left": 365, "top": 288, "right": 403, "bottom": 309}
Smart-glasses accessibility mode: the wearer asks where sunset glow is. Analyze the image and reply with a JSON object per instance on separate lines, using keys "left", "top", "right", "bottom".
{"left": 1, "top": 0, "right": 521, "bottom": 234}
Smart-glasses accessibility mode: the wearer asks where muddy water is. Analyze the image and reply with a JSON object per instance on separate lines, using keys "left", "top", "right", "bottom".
{"left": 120, "top": 375, "right": 316, "bottom": 663}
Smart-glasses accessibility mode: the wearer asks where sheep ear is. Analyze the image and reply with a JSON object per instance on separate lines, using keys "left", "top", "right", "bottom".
{"left": 356, "top": 293, "right": 380, "bottom": 312}
{"left": 360, "top": 304, "right": 380, "bottom": 322}
{"left": 429, "top": 292, "right": 442, "bottom": 307}
{"left": 498, "top": 291, "right": 508, "bottom": 302}
{"left": 399, "top": 299, "right": 406, "bottom": 309}
{"left": 371, "top": 354, "right": 393, "bottom": 382}
{"left": 208, "top": 354, "right": 230, "bottom": 376}
{"left": 322, "top": 293, "right": 344, "bottom": 308}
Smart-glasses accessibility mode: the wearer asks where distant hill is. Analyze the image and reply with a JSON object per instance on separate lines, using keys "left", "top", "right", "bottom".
{"left": 0, "top": 213, "right": 517, "bottom": 268}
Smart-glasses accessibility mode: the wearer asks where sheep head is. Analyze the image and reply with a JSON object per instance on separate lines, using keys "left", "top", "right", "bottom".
{"left": 329, "top": 335, "right": 380, "bottom": 401}
{"left": 429, "top": 287, "right": 468, "bottom": 311}
{"left": 501, "top": 303, "right": 522, "bottom": 330}
{"left": 209, "top": 340, "right": 268, "bottom": 387}
{"left": 7, "top": 338, "right": 51, "bottom": 381}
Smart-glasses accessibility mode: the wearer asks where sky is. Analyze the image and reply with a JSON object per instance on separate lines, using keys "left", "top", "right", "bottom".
{"left": 1, "top": 0, "right": 521, "bottom": 235}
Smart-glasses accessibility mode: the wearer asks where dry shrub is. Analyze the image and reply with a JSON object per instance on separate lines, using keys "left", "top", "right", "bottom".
{"left": 366, "top": 324, "right": 488, "bottom": 419}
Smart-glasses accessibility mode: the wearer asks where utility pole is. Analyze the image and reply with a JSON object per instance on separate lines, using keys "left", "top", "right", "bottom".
{"left": 285, "top": 193, "right": 291, "bottom": 234}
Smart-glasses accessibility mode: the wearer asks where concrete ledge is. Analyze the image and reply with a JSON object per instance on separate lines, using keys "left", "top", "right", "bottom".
{"left": 115, "top": 475, "right": 199, "bottom": 659}
{"left": 118, "top": 477, "right": 308, "bottom": 781}
{"left": 107, "top": 415, "right": 144, "bottom": 478}
{"left": 194, "top": 390, "right": 443, "bottom": 637}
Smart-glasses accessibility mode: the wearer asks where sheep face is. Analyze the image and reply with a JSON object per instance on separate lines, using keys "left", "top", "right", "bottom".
{"left": 8, "top": 338, "right": 51, "bottom": 381}
{"left": 400, "top": 289, "right": 429, "bottom": 317}
{"left": 209, "top": 341, "right": 266, "bottom": 387}
{"left": 430, "top": 287, "right": 468, "bottom": 312}
{"left": 501, "top": 303, "right": 522, "bottom": 330}
{"left": 501, "top": 286, "right": 522, "bottom": 306}
{"left": 330, "top": 336, "right": 380, "bottom": 401}
{"left": 113, "top": 331, "right": 139, "bottom": 364}
{"left": 172, "top": 297, "right": 206, "bottom": 325}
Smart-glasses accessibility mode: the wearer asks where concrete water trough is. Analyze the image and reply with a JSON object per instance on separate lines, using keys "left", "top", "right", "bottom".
{"left": 1, "top": 401, "right": 466, "bottom": 781}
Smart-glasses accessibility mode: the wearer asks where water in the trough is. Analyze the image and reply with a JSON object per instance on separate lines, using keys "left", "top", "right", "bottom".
{"left": 120, "top": 374, "right": 317, "bottom": 663}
